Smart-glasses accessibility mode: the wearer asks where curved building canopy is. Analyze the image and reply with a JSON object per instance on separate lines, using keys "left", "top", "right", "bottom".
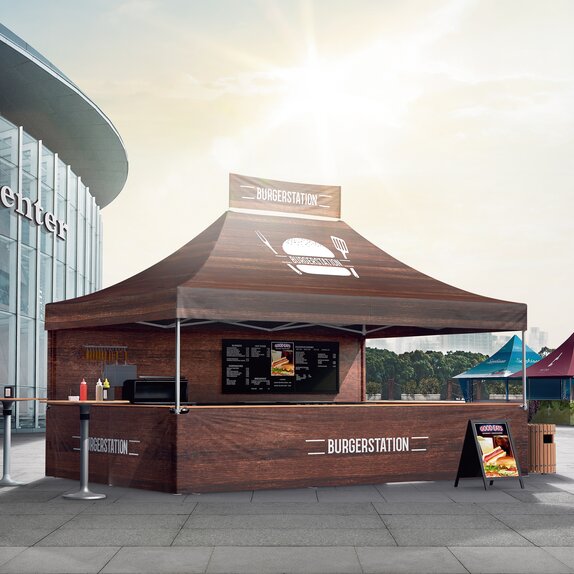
{"left": 0, "top": 24, "right": 128, "bottom": 207}
{"left": 46, "top": 210, "right": 527, "bottom": 336}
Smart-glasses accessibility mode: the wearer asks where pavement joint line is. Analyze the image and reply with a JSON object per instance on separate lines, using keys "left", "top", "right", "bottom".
{"left": 486, "top": 507, "right": 534, "bottom": 547}
{"left": 99, "top": 545, "right": 123, "bottom": 573}
{"left": 352, "top": 545, "right": 365, "bottom": 574}
{"left": 204, "top": 546, "right": 216, "bottom": 574}
{"left": 446, "top": 546, "right": 472, "bottom": 574}
{"left": 29, "top": 508, "right": 80, "bottom": 548}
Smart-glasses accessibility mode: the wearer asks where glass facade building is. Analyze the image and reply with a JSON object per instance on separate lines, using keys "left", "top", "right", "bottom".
{"left": 0, "top": 118, "right": 103, "bottom": 428}
{"left": 0, "top": 25, "right": 127, "bottom": 430}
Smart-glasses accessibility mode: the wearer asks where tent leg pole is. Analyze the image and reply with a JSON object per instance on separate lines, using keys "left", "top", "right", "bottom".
{"left": 175, "top": 318, "right": 181, "bottom": 414}
{"left": 522, "top": 330, "right": 527, "bottom": 411}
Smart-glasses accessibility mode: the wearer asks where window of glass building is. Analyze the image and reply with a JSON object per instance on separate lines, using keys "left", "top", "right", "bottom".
{"left": 21, "top": 132, "right": 38, "bottom": 178}
{"left": 0, "top": 119, "right": 18, "bottom": 166}
{"left": 0, "top": 311, "right": 15, "bottom": 389}
{"left": 0, "top": 236, "right": 16, "bottom": 313}
{"left": 41, "top": 146, "right": 54, "bottom": 188}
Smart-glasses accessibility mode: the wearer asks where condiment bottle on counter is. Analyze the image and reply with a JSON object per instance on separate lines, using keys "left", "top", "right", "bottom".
{"left": 95, "top": 378, "right": 104, "bottom": 401}
{"left": 79, "top": 378, "right": 88, "bottom": 401}
{"left": 103, "top": 378, "right": 110, "bottom": 400}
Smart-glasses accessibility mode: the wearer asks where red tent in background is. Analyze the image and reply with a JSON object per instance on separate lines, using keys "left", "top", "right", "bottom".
{"left": 512, "top": 332, "right": 574, "bottom": 400}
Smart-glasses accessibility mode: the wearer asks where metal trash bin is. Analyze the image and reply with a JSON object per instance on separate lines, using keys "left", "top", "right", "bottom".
{"left": 528, "top": 423, "right": 556, "bottom": 474}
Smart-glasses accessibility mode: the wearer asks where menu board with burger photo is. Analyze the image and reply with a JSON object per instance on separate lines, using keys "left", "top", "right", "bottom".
{"left": 455, "top": 420, "right": 523, "bottom": 489}
{"left": 222, "top": 339, "right": 339, "bottom": 394}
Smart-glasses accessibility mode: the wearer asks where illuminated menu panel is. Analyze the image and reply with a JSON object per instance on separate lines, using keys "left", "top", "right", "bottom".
{"left": 222, "top": 339, "right": 339, "bottom": 394}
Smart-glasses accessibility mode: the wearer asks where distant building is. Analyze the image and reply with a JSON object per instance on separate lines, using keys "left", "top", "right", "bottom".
{"left": 527, "top": 327, "right": 548, "bottom": 353}
{"left": 369, "top": 331, "right": 536, "bottom": 356}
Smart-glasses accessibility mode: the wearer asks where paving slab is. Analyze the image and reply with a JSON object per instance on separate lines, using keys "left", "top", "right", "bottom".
{"left": 374, "top": 502, "right": 488, "bottom": 515}
{"left": 544, "top": 548, "right": 574, "bottom": 570}
{"left": 512, "top": 528, "right": 574, "bottom": 547}
{"left": 60, "top": 514, "right": 188, "bottom": 530}
{"left": 450, "top": 546, "right": 573, "bottom": 573}
{"left": 100, "top": 547, "right": 213, "bottom": 574}
{"left": 183, "top": 514, "right": 385, "bottom": 529}
{"left": 357, "top": 546, "right": 467, "bottom": 573}
{"left": 0, "top": 514, "right": 74, "bottom": 530}
{"left": 184, "top": 491, "right": 253, "bottom": 503}
{"left": 23, "top": 478, "right": 78, "bottom": 491}
{"left": 375, "top": 485, "right": 454, "bottom": 503}
{"left": 0, "top": 490, "right": 61, "bottom": 503}
{"left": 173, "top": 527, "right": 396, "bottom": 547}
{"left": 0, "top": 546, "right": 119, "bottom": 574}
{"left": 382, "top": 514, "right": 507, "bottom": 529}
{"left": 506, "top": 491, "right": 574, "bottom": 504}
{"left": 0, "top": 529, "right": 61, "bottom": 547}
{"left": 112, "top": 490, "right": 187, "bottom": 502}
{"left": 251, "top": 488, "right": 318, "bottom": 503}
{"left": 498, "top": 514, "right": 574, "bottom": 529}
{"left": 446, "top": 488, "right": 520, "bottom": 503}
{"left": 35, "top": 528, "right": 180, "bottom": 547}
{"left": 207, "top": 546, "right": 362, "bottom": 574}
{"left": 193, "top": 502, "right": 377, "bottom": 515}
{"left": 480, "top": 502, "right": 574, "bottom": 515}
{"left": 316, "top": 485, "right": 384, "bottom": 502}
{"left": 80, "top": 501, "right": 198, "bottom": 515}
{"left": 0, "top": 549, "right": 25, "bottom": 568}
{"left": 390, "top": 528, "right": 532, "bottom": 547}
{"left": 0, "top": 502, "right": 89, "bottom": 515}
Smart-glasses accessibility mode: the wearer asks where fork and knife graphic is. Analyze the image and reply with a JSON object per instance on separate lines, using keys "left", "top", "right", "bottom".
{"left": 331, "top": 236, "right": 359, "bottom": 278}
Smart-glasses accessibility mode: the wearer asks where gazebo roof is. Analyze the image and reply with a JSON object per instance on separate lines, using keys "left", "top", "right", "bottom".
{"left": 46, "top": 210, "right": 527, "bottom": 336}
{"left": 453, "top": 335, "right": 540, "bottom": 379}
{"left": 512, "top": 332, "right": 574, "bottom": 379}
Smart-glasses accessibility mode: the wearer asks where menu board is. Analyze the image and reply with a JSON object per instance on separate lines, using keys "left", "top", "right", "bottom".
{"left": 474, "top": 422, "right": 519, "bottom": 478}
{"left": 222, "top": 339, "right": 339, "bottom": 394}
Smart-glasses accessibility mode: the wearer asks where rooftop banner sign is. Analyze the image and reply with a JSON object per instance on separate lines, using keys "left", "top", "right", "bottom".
{"left": 229, "top": 173, "right": 341, "bottom": 219}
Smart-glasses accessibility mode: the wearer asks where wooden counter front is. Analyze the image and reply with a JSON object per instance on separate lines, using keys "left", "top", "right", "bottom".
{"left": 45, "top": 402, "right": 528, "bottom": 493}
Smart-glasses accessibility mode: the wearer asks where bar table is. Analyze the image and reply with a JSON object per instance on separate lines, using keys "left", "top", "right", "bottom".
{"left": 1, "top": 397, "right": 40, "bottom": 486}
{"left": 47, "top": 400, "right": 129, "bottom": 500}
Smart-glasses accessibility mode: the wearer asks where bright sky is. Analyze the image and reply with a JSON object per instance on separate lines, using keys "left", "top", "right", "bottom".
{"left": 2, "top": 0, "right": 573, "bottom": 347}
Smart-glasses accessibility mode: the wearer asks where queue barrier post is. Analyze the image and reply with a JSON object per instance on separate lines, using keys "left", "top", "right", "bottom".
{"left": 0, "top": 399, "right": 24, "bottom": 486}
{"left": 63, "top": 403, "right": 106, "bottom": 500}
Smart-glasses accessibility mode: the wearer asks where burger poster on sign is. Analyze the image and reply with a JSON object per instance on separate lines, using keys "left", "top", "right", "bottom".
{"left": 475, "top": 422, "right": 519, "bottom": 478}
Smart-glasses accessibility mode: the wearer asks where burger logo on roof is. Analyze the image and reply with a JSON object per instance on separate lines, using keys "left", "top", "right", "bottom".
{"left": 255, "top": 232, "right": 359, "bottom": 278}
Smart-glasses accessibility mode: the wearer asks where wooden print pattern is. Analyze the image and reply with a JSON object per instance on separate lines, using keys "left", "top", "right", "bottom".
{"left": 45, "top": 402, "right": 528, "bottom": 494}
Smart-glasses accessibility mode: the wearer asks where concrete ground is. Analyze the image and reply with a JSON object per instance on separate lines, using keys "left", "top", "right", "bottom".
{"left": 0, "top": 427, "right": 573, "bottom": 574}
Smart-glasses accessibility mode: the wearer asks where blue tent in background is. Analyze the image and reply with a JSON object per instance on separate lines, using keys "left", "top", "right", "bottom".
{"left": 454, "top": 335, "right": 541, "bottom": 401}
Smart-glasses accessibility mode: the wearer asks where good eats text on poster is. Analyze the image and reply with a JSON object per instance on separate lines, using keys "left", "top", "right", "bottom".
{"left": 474, "top": 422, "right": 519, "bottom": 478}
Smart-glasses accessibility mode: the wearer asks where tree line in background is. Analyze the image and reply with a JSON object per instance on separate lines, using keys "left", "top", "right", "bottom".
{"left": 365, "top": 347, "right": 488, "bottom": 399}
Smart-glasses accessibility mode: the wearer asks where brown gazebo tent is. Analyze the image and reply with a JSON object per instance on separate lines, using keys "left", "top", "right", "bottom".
{"left": 46, "top": 210, "right": 527, "bottom": 408}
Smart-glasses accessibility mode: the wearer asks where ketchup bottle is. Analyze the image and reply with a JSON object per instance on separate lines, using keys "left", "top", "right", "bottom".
{"left": 80, "top": 378, "right": 88, "bottom": 401}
